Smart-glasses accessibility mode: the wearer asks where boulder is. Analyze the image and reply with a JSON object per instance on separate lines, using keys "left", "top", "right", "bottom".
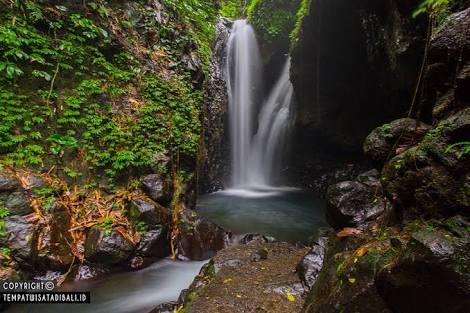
{"left": 129, "top": 198, "right": 168, "bottom": 226}
{"left": 72, "top": 264, "right": 110, "bottom": 281}
{"left": 382, "top": 108, "right": 470, "bottom": 219}
{"left": 0, "top": 174, "right": 21, "bottom": 191}
{"left": 326, "top": 174, "right": 391, "bottom": 229}
{"left": 176, "top": 208, "right": 227, "bottom": 261}
{"left": 140, "top": 174, "right": 172, "bottom": 205}
{"left": 136, "top": 227, "right": 170, "bottom": 258}
{"left": 4, "top": 191, "right": 32, "bottom": 216}
{"left": 0, "top": 215, "right": 37, "bottom": 264}
{"left": 363, "top": 118, "right": 430, "bottom": 169}
{"left": 84, "top": 227, "right": 135, "bottom": 265}
{"left": 424, "top": 7, "right": 470, "bottom": 120}
{"left": 377, "top": 216, "right": 470, "bottom": 313}
{"left": 297, "top": 235, "right": 328, "bottom": 290}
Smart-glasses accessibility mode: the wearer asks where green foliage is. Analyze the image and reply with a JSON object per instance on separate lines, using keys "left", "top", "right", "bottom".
{"left": 413, "top": 0, "right": 450, "bottom": 18}
{"left": 162, "top": 0, "right": 217, "bottom": 68}
{"left": 219, "top": 0, "right": 249, "bottom": 18}
{"left": 97, "top": 217, "right": 113, "bottom": 235}
{"left": 0, "top": 1, "right": 203, "bottom": 184}
{"left": 0, "top": 204, "right": 10, "bottom": 238}
{"left": 248, "top": 0, "right": 301, "bottom": 44}
{"left": 446, "top": 141, "right": 470, "bottom": 159}
{"left": 290, "top": 0, "right": 311, "bottom": 44}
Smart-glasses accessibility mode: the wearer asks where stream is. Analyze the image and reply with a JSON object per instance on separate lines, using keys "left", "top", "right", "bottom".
{"left": 5, "top": 259, "right": 206, "bottom": 313}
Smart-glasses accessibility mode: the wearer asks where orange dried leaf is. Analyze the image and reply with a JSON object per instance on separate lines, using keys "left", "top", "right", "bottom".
{"left": 336, "top": 227, "right": 363, "bottom": 238}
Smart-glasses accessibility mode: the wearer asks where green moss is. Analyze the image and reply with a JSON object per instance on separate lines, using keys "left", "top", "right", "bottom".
{"left": 219, "top": 0, "right": 249, "bottom": 19}
{"left": 289, "top": 0, "right": 311, "bottom": 46}
{"left": 247, "top": 0, "right": 301, "bottom": 44}
{"left": 0, "top": 1, "right": 206, "bottom": 185}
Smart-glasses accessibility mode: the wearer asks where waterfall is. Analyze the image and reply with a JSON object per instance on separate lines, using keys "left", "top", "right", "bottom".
{"left": 226, "top": 20, "right": 294, "bottom": 189}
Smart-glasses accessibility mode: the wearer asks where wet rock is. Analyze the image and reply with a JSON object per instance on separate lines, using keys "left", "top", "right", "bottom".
{"left": 148, "top": 302, "right": 178, "bottom": 313}
{"left": 326, "top": 177, "right": 391, "bottom": 229}
{"left": 84, "top": 227, "right": 135, "bottom": 265}
{"left": 140, "top": 174, "right": 172, "bottom": 206}
{"left": 176, "top": 208, "right": 226, "bottom": 261}
{"left": 363, "top": 118, "right": 430, "bottom": 169}
{"left": 23, "top": 174, "right": 48, "bottom": 190}
{"left": 36, "top": 205, "right": 74, "bottom": 270}
{"left": 130, "top": 198, "right": 167, "bottom": 225}
{"left": 0, "top": 173, "right": 21, "bottom": 191}
{"left": 4, "top": 191, "right": 32, "bottom": 216}
{"left": 128, "top": 256, "right": 144, "bottom": 270}
{"left": 377, "top": 216, "right": 470, "bottom": 313}
{"left": 0, "top": 215, "right": 37, "bottom": 264}
{"left": 424, "top": 7, "right": 470, "bottom": 120}
{"left": 382, "top": 108, "right": 470, "bottom": 219}
{"left": 72, "top": 264, "right": 110, "bottom": 281}
{"left": 136, "top": 227, "right": 170, "bottom": 259}
{"left": 198, "top": 17, "right": 232, "bottom": 193}
{"left": 297, "top": 236, "right": 328, "bottom": 290}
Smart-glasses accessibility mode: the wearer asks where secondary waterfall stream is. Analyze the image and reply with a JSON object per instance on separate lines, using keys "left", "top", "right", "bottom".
{"left": 226, "top": 20, "right": 293, "bottom": 188}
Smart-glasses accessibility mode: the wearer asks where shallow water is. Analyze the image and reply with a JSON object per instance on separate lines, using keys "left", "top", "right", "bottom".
{"left": 5, "top": 259, "right": 206, "bottom": 313}
{"left": 197, "top": 187, "right": 327, "bottom": 243}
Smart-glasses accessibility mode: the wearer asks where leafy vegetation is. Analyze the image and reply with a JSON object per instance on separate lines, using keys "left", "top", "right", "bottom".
{"left": 219, "top": 0, "right": 250, "bottom": 19}
{"left": 290, "top": 0, "right": 311, "bottom": 44}
{"left": 446, "top": 141, "right": 470, "bottom": 159}
{"left": 247, "top": 0, "right": 301, "bottom": 44}
{"left": 413, "top": 0, "right": 450, "bottom": 18}
{"left": 0, "top": 0, "right": 210, "bottom": 185}
{"left": 0, "top": 204, "right": 10, "bottom": 238}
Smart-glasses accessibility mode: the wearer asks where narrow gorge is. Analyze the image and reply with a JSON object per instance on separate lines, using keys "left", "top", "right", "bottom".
{"left": 0, "top": 1, "right": 469, "bottom": 313}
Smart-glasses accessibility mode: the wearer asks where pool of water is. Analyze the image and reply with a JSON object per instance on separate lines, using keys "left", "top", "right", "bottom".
{"left": 5, "top": 259, "right": 206, "bottom": 313}
{"left": 196, "top": 187, "right": 327, "bottom": 243}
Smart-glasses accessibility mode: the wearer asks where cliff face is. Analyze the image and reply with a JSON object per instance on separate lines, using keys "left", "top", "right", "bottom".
{"left": 198, "top": 18, "right": 232, "bottom": 193}
{"left": 288, "top": 0, "right": 427, "bottom": 189}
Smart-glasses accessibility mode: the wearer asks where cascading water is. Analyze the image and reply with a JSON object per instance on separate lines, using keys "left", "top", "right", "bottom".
{"left": 226, "top": 19, "right": 262, "bottom": 187}
{"left": 197, "top": 20, "right": 326, "bottom": 242}
{"left": 226, "top": 19, "right": 294, "bottom": 189}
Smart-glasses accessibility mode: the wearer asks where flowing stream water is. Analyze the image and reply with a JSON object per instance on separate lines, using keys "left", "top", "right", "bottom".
{"left": 5, "top": 259, "right": 206, "bottom": 313}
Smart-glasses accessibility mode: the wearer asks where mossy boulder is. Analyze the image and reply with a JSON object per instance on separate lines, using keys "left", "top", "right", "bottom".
{"left": 363, "top": 118, "right": 430, "bottom": 169}
{"left": 303, "top": 216, "right": 470, "bottom": 313}
{"left": 382, "top": 108, "right": 470, "bottom": 219}
{"left": 84, "top": 227, "right": 135, "bottom": 265}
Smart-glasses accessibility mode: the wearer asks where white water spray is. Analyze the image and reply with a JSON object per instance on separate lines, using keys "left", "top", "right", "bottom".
{"left": 226, "top": 20, "right": 294, "bottom": 189}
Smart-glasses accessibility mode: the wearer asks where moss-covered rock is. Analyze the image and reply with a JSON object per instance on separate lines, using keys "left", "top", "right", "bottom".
{"left": 303, "top": 216, "right": 470, "bottom": 313}
{"left": 382, "top": 108, "right": 470, "bottom": 219}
